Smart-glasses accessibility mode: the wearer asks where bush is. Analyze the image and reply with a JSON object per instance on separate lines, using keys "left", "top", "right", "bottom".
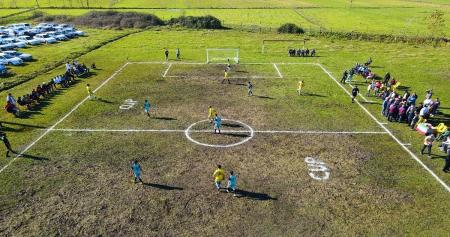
{"left": 278, "top": 23, "right": 305, "bottom": 34}
{"left": 29, "top": 10, "right": 44, "bottom": 19}
{"left": 168, "top": 15, "right": 222, "bottom": 29}
{"left": 73, "top": 11, "right": 164, "bottom": 29}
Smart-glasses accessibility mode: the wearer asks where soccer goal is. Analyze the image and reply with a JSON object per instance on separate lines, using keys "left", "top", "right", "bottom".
{"left": 206, "top": 48, "right": 239, "bottom": 64}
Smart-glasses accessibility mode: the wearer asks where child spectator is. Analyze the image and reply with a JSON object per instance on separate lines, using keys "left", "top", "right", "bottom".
{"left": 421, "top": 133, "right": 436, "bottom": 159}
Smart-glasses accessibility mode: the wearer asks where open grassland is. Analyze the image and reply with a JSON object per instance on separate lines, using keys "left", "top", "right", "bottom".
{"left": 1, "top": 0, "right": 449, "bottom": 8}
{"left": 2, "top": 5, "right": 448, "bottom": 37}
{"left": 0, "top": 29, "right": 448, "bottom": 235}
{"left": 0, "top": 63, "right": 449, "bottom": 235}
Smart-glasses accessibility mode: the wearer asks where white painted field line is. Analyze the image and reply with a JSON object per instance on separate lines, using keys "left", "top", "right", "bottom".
{"left": 128, "top": 61, "right": 318, "bottom": 66}
{"left": 256, "top": 130, "right": 387, "bottom": 134}
{"left": 273, "top": 63, "right": 283, "bottom": 78}
{"left": 0, "top": 62, "right": 130, "bottom": 175}
{"left": 316, "top": 63, "right": 450, "bottom": 193}
{"left": 162, "top": 63, "right": 172, "bottom": 78}
{"left": 49, "top": 128, "right": 387, "bottom": 135}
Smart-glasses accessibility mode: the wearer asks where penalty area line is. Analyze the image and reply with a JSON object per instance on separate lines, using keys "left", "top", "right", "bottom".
{"left": 273, "top": 63, "right": 283, "bottom": 78}
{"left": 162, "top": 63, "right": 172, "bottom": 78}
{"left": 0, "top": 62, "right": 130, "bottom": 175}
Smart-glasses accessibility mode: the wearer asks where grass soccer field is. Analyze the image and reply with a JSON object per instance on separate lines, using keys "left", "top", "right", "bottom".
{"left": 0, "top": 60, "right": 449, "bottom": 235}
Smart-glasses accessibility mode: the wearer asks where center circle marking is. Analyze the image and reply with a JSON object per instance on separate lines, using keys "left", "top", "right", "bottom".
{"left": 184, "top": 119, "right": 254, "bottom": 148}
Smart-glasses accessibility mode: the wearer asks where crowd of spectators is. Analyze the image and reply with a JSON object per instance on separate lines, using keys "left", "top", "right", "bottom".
{"left": 342, "top": 58, "right": 449, "bottom": 171}
{"left": 4, "top": 60, "right": 91, "bottom": 117}
{"left": 288, "top": 48, "right": 316, "bottom": 57}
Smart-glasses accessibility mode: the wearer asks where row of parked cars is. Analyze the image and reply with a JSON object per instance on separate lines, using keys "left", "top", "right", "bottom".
{"left": 0, "top": 22, "right": 86, "bottom": 76}
{"left": 0, "top": 22, "right": 85, "bottom": 50}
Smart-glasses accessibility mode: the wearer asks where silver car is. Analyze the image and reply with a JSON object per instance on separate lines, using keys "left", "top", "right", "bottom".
{"left": 0, "top": 53, "right": 23, "bottom": 66}
{"left": 17, "top": 35, "right": 42, "bottom": 46}
{"left": 3, "top": 50, "right": 32, "bottom": 61}
{"left": 34, "top": 34, "right": 57, "bottom": 44}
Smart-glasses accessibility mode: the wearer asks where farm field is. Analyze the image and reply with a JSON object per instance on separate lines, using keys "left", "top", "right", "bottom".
{"left": 2, "top": 7, "right": 449, "bottom": 36}
{"left": 0, "top": 28, "right": 448, "bottom": 235}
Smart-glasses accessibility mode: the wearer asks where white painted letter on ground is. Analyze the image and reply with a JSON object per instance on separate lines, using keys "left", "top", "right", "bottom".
{"left": 119, "top": 99, "right": 138, "bottom": 110}
{"left": 304, "top": 157, "right": 330, "bottom": 181}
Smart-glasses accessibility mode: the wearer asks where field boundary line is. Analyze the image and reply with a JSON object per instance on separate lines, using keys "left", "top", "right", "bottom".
{"left": 0, "top": 62, "right": 130, "bottom": 175}
{"left": 273, "top": 63, "right": 283, "bottom": 78}
{"left": 316, "top": 63, "right": 450, "bottom": 193}
{"left": 162, "top": 63, "right": 172, "bottom": 78}
{"left": 48, "top": 128, "right": 387, "bottom": 135}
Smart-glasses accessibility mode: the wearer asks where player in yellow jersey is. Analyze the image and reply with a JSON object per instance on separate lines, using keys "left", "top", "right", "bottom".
{"left": 221, "top": 61, "right": 231, "bottom": 84}
{"left": 297, "top": 80, "right": 304, "bottom": 95}
{"left": 86, "top": 84, "right": 95, "bottom": 100}
{"left": 208, "top": 106, "right": 217, "bottom": 123}
{"left": 213, "top": 164, "right": 225, "bottom": 191}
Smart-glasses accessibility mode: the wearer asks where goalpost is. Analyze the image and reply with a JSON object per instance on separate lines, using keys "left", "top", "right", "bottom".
{"left": 206, "top": 48, "right": 239, "bottom": 64}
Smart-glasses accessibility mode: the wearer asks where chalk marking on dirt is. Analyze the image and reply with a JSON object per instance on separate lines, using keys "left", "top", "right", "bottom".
{"left": 0, "top": 62, "right": 130, "bottom": 175}
{"left": 184, "top": 119, "right": 255, "bottom": 148}
{"left": 304, "top": 157, "right": 330, "bottom": 181}
{"left": 162, "top": 63, "right": 172, "bottom": 78}
{"left": 273, "top": 63, "right": 283, "bottom": 78}
{"left": 317, "top": 63, "right": 450, "bottom": 193}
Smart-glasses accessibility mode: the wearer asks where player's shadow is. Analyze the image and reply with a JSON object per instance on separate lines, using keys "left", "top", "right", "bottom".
{"left": 302, "top": 92, "right": 326, "bottom": 97}
{"left": 143, "top": 183, "right": 183, "bottom": 190}
{"left": 255, "top": 95, "right": 274, "bottom": 100}
{"left": 0, "top": 121, "right": 46, "bottom": 132}
{"left": 222, "top": 132, "right": 250, "bottom": 138}
{"left": 153, "top": 116, "right": 177, "bottom": 121}
{"left": 234, "top": 189, "right": 277, "bottom": 201}
{"left": 96, "top": 98, "right": 112, "bottom": 103}
{"left": 222, "top": 123, "right": 243, "bottom": 128}
{"left": 18, "top": 153, "right": 49, "bottom": 161}
{"left": 430, "top": 153, "right": 447, "bottom": 160}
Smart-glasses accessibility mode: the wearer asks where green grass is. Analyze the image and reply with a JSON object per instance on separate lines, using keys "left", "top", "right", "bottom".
{"left": 1, "top": 0, "right": 449, "bottom": 8}
{"left": 298, "top": 7, "right": 450, "bottom": 36}
{"left": 0, "top": 28, "right": 448, "bottom": 235}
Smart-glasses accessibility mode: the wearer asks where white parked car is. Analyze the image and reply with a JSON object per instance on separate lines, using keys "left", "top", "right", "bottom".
{"left": 7, "top": 23, "right": 31, "bottom": 29}
{"left": 34, "top": 34, "right": 57, "bottom": 44}
{"left": 3, "top": 38, "right": 26, "bottom": 48}
{"left": 0, "top": 63, "right": 7, "bottom": 76}
{"left": 0, "top": 53, "right": 23, "bottom": 66}
{"left": 58, "top": 29, "right": 77, "bottom": 38}
{"left": 75, "top": 30, "right": 85, "bottom": 36}
{"left": 12, "top": 27, "right": 29, "bottom": 36}
{"left": 3, "top": 50, "right": 32, "bottom": 61}
{"left": 17, "top": 35, "right": 42, "bottom": 45}
{"left": 47, "top": 31, "right": 68, "bottom": 41}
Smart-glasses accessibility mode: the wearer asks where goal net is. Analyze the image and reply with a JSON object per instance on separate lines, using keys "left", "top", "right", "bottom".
{"left": 206, "top": 48, "right": 239, "bottom": 64}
